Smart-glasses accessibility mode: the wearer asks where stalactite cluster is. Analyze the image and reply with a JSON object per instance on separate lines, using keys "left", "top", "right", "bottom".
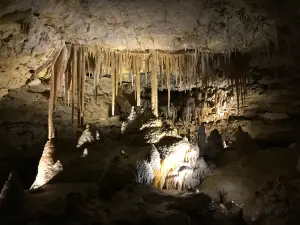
{"left": 48, "top": 44, "right": 249, "bottom": 131}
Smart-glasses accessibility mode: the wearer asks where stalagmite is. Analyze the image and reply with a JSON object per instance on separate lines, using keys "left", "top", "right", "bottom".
{"left": 30, "top": 138, "right": 63, "bottom": 190}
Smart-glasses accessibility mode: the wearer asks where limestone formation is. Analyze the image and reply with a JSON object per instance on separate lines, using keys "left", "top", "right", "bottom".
{"left": 0, "top": 171, "right": 24, "bottom": 224}
{"left": 0, "top": 0, "right": 300, "bottom": 224}
{"left": 235, "top": 126, "right": 259, "bottom": 154}
{"left": 0, "top": 172, "right": 24, "bottom": 214}
{"left": 121, "top": 111, "right": 209, "bottom": 191}
{"left": 30, "top": 139, "right": 63, "bottom": 189}
{"left": 76, "top": 124, "right": 100, "bottom": 148}
{"left": 206, "top": 129, "right": 224, "bottom": 159}
{"left": 198, "top": 123, "right": 207, "bottom": 155}
{"left": 243, "top": 177, "right": 300, "bottom": 224}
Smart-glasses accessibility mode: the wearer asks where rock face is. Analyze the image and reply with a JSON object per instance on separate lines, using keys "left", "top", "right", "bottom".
{"left": 234, "top": 126, "right": 259, "bottom": 154}
{"left": 0, "top": 0, "right": 277, "bottom": 54}
{"left": 198, "top": 146, "right": 299, "bottom": 206}
{"left": 100, "top": 108, "right": 210, "bottom": 197}
{"left": 243, "top": 176, "right": 300, "bottom": 225}
{"left": 19, "top": 182, "right": 245, "bottom": 225}
{"left": 206, "top": 129, "right": 224, "bottom": 159}
{"left": 0, "top": 172, "right": 24, "bottom": 223}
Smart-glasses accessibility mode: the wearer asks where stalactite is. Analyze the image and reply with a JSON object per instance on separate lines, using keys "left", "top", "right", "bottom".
{"left": 94, "top": 52, "right": 98, "bottom": 104}
{"left": 53, "top": 46, "right": 68, "bottom": 106}
{"left": 115, "top": 52, "right": 119, "bottom": 96}
{"left": 136, "top": 54, "right": 141, "bottom": 106}
{"left": 145, "top": 54, "right": 148, "bottom": 85}
{"left": 118, "top": 52, "right": 122, "bottom": 86}
{"left": 174, "top": 56, "right": 178, "bottom": 87}
{"left": 81, "top": 47, "right": 86, "bottom": 126}
{"left": 111, "top": 51, "right": 116, "bottom": 116}
{"left": 165, "top": 54, "right": 171, "bottom": 116}
{"left": 48, "top": 66, "right": 56, "bottom": 140}
{"left": 77, "top": 46, "right": 82, "bottom": 128}
{"left": 179, "top": 55, "right": 183, "bottom": 90}
{"left": 151, "top": 50, "right": 158, "bottom": 117}
{"left": 46, "top": 45, "right": 252, "bottom": 132}
{"left": 159, "top": 54, "right": 163, "bottom": 88}
{"left": 71, "top": 45, "right": 77, "bottom": 125}
{"left": 64, "top": 57, "right": 70, "bottom": 106}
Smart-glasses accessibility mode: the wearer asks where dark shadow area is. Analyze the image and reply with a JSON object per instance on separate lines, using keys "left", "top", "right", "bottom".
{"left": 255, "top": 139, "right": 294, "bottom": 149}
{"left": 0, "top": 87, "right": 75, "bottom": 190}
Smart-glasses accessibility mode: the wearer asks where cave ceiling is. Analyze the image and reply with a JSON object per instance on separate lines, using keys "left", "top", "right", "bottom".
{"left": 0, "top": 0, "right": 284, "bottom": 52}
{"left": 0, "top": 0, "right": 299, "bottom": 90}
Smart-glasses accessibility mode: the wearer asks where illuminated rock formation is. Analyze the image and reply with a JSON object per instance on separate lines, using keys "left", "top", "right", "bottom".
{"left": 30, "top": 139, "right": 63, "bottom": 189}
{"left": 120, "top": 111, "right": 209, "bottom": 191}
{"left": 77, "top": 124, "right": 100, "bottom": 148}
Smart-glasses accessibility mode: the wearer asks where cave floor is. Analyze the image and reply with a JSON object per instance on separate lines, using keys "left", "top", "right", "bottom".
{"left": 5, "top": 134, "right": 297, "bottom": 225}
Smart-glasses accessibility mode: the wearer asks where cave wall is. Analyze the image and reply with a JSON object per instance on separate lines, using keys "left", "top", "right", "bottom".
{"left": 0, "top": 0, "right": 300, "bottom": 157}
{"left": 0, "top": 77, "right": 133, "bottom": 158}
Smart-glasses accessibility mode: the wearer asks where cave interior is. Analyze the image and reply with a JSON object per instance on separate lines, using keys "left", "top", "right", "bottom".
{"left": 0, "top": 0, "right": 300, "bottom": 224}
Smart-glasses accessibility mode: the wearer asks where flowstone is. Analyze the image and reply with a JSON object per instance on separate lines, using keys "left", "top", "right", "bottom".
{"left": 101, "top": 108, "right": 210, "bottom": 196}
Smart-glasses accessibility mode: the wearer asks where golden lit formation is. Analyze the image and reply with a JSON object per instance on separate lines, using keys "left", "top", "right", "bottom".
{"left": 48, "top": 44, "right": 249, "bottom": 128}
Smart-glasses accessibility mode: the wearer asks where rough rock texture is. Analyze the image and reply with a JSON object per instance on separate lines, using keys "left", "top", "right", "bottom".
{"left": 19, "top": 183, "right": 244, "bottom": 225}
{"left": 0, "top": 77, "right": 126, "bottom": 157}
{"left": 101, "top": 109, "right": 210, "bottom": 196}
{"left": 198, "top": 146, "right": 299, "bottom": 206}
{"left": 206, "top": 129, "right": 224, "bottom": 159}
{"left": 0, "top": 20, "right": 63, "bottom": 88}
{"left": 243, "top": 176, "right": 300, "bottom": 225}
{"left": 0, "top": 0, "right": 277, "bottom": 53}
{"left": 0, "top": 172, "right": 24, "bottom": 223}
{"left": 76, "top": 124, "right": 100, "bottom": 148}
